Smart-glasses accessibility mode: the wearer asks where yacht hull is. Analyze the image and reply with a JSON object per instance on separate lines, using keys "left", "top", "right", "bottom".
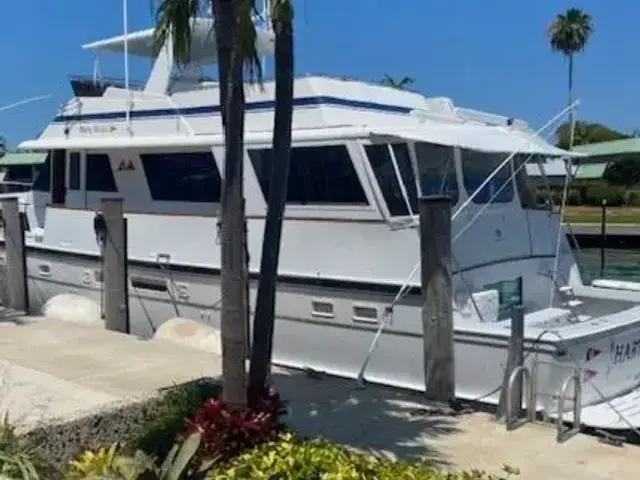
{"left": 10, "top": 246, "right": 640, "bottom": 431}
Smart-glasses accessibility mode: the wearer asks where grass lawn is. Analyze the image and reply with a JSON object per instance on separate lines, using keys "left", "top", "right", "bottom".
{"left": 562, "top": 206, "right": 640, "bottom": 224}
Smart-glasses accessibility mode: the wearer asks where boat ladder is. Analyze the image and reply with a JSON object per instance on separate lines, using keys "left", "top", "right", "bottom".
{"left": 503, "top": 358, "right": 582, "bottom": 443}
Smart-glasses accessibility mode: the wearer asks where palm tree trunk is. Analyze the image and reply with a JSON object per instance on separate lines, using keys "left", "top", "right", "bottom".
{"left": 567, "top": 54, "right": 575, "bottom": 149}
{"left": 214, "top": 0, "right": 249, "bottom": 409}
{"left": 248, "top": 4, "right": 294, "bottom": 403}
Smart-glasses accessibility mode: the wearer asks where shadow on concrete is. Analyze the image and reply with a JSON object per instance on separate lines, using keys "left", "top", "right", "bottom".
{"left": 271, "top": 368, "right": 461, "bottom": 466}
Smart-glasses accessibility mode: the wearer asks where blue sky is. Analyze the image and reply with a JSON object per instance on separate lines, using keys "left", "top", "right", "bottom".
{"left": 1, "top": 0, "right": 637, "bottom": 146}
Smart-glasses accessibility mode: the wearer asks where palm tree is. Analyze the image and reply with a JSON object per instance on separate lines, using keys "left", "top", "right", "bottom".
{"left": 548, "top": 8, "right": 594, "bottom": 148}
{"left": 247, "top": 0, "right": 294, "bottom": 403}
{"left": 154, "top": 0, "right": 262, "bottom": 409}
{"left": 380, "top": 74, "right": 414, "bottom": 90}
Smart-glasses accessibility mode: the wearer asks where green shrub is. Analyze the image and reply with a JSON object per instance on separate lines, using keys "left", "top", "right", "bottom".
{"left": 626, "top": 189, "right": 640, "bottom": 206}
{"left": 0, "top": 413, "right": 43, "bottom": 479}
{"left": 130, "top": 379, "right": 220, "bottom": 458}
{"left": 65, "top": 432, "right": 211, "bottom": 480}
{"left": 208, "top": 433, "right": 514, "bottom": 480}
{"left": 584, "top": 185, "right": 626, "bottom": 206}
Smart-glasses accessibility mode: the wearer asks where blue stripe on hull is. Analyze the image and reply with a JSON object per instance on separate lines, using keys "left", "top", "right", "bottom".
{"left": 53, "top": 95, "right": 413, "bottom": 123}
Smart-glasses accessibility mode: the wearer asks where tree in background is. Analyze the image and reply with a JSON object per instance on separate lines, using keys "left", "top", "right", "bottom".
{"left": 380, "top": 74, "right": 415, "bottom": 90}
{"left": 548, "top": 8, "right": 594, "bottom": 148}
{"left": 555, "top": 121, "right": 629, "bottom": 150}
{"left": 603, "top": 156, "right": 640, "bottom": 189}
{"left": 0, "top": 137, "right": 6, "bottom": 158}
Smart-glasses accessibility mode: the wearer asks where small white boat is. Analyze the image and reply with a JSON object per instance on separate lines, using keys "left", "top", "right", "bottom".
{"left": 5, "top": 17, "right": 640, "bottom": 432}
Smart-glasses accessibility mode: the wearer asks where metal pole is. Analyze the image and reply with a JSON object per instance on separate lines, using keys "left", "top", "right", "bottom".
{"left": 419, "top": 195, "right": 454, "bottom": 404}
{"left": 600, "top": 199, "right": 607, "bottom": 278}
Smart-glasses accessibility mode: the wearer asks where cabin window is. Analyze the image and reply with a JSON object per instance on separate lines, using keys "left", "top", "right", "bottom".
{"left": 140, "top": 152, "right": 221, "bottom": 202}
{"left": 3, "top": 165, "right": 33, "bottom": 184}
{"left": 68, "top": 153, "right": 81, "bottom": 191}
{"left": 86, "top": 154, "right": 117, "bottom": 192}
{"left": 365, "top": 143, "right": 418, "bottom": 216}
{"left": 414, "top": 142, "right": 459, "bottom": 203}
{"left": 249, "top": 145, "right": 368, "bottom": 205}
{"left": 461, "top": 149, "right": 513, "bottom": 203}
{"left": 513, "top": 154, "right": 537, "bottom": 209}
{"left": 51, "top": 150, "right": 66, "bottom": 205}
{"left": 33, "top": 154, "right": 51, "bottom": 192}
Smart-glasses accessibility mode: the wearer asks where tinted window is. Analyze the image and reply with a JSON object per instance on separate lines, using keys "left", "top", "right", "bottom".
{"left": 86, "top": 154, "right": 117, "bottom": 192}
{"left": 33, "top": 154, "right": 51, "bottom": 192}
{"left": 4, "top": 165, "right": 34, "bottom": 183}
{"left": 414, "top": 142, "right": 458, "bottom": 203}
{"left": 249, "top": 145, "right": 368, "bottom": 205}
{"left": 69, "top": 152, "right": 81, "bottom": 191}
{"left": 513, "top": 154, "right": 537, "bottom": 208}
{"left": 140, "top": 152, "right": 221, "bottom": 202}
{"left": 461, "top": 149, "right": 513, "bottom": 204}
{"left": 366, "top": 143, "right": 418, "bottom": 216}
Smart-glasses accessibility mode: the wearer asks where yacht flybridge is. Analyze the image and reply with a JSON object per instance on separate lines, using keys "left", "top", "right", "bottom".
{"left": 7, "top": 18, "right": 640, "bottom": 432}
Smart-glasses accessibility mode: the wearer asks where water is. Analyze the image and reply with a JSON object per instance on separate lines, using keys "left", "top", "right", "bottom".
{"left": 578, "top": 248, "right": 640, "bottom": 283}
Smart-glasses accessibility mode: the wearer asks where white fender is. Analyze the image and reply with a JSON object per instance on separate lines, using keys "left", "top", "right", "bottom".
{"left": 152, "top": 317, "right": 221, "bottom": 355}
{"left": 41, "top": 294, "right": 103, "bottom": 326}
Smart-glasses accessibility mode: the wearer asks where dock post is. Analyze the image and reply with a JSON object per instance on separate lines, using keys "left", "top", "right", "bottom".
{"left": 419, "top": 195, "right": 454, "bottom": 404}
{"left": 496, "top": 305, "right": 526, "bottom": 420}
{"left": 101, "top": 198, "right": 129, "bottom": 333}
{"left": 600, "top": 199, "right": 607, "bottom": 278}
{"left": 2, "top": 198, "right": 28, "bottom": 312}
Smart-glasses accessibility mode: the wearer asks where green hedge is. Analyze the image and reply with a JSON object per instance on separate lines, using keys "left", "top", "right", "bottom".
{"left": 209, "top": 433, "right": 516, "bottom": 480}
{"left": 536, "top": 185, "right": 640, "bottom": 207}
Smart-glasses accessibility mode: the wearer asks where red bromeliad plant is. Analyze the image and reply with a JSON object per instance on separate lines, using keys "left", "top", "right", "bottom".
{"left": 179, "top": 388, "right": 287, "bottom": 464}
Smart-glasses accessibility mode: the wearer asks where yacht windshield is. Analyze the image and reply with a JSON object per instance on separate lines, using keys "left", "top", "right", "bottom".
{"left": 413, "top": 142, "right": 458, "bottom": 203}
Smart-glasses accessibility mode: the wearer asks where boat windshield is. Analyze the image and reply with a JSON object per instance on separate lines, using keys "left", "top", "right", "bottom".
{"left": 365, "top": 141, "right": 459, "bottom": 218}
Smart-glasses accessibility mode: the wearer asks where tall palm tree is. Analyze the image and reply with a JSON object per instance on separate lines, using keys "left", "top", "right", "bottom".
{"left": 248, "top": 0, "right": 294, "bottom": 403}
{"left": 154, "top": 0, "right": 262, "bottom": 408}
{"left": 380, "top": 74, "right": 414, "bottom": 90}
{"left": 548, "top": 8, "right": 594, "bottom": 148}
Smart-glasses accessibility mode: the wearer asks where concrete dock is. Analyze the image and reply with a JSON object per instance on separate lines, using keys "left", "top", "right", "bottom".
{"left": 0, "top": 315, "right": 638, "bottom": 480}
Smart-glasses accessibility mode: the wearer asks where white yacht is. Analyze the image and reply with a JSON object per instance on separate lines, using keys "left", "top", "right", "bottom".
{"left": 7, "top": 18, "right": 640, "bottom": 432}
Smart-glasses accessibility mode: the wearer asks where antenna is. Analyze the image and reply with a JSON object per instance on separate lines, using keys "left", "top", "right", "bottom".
{"left": 123, "top": 0, "right": 130, "bottom": 91}
{"left": 261, "top": 0, "right": 271, "bottom": 76}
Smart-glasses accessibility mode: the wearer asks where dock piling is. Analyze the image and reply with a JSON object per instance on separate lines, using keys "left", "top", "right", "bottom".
{"left": 101, "top": 198, "right": 129, "bottom": 333}
{"left": 419, "top": 195, "right": 455, "bottom": 404}
{"left": 2, "top": 198, "right": 28, "bottom": 312}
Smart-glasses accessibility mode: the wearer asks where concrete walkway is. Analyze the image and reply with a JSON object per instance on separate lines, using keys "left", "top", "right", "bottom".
{"left": 0, "top": 316, "right": 638, "bottom": 479}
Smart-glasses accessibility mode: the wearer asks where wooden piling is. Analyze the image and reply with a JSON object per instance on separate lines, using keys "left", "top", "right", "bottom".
{"left": 419, "top": 195, "right": 454, "bottom": 404}
{"left": 496, "top": 305, "right": 526, "bottom": 420}
{"left": 2, "top": 198, "right": 28, "bottom": 312}
{"left": 101, "top": 198, "right": 129, "bottom": 333}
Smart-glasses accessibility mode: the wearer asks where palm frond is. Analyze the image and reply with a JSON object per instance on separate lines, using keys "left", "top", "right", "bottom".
{"left": 237, "top": 0, "right": 263, "bottom": 84}
{"left": 153, "top": 0, "right": 203, "bottom": 65}
{"left": 548, "top": 7, "right": 594, "bottom": 55}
